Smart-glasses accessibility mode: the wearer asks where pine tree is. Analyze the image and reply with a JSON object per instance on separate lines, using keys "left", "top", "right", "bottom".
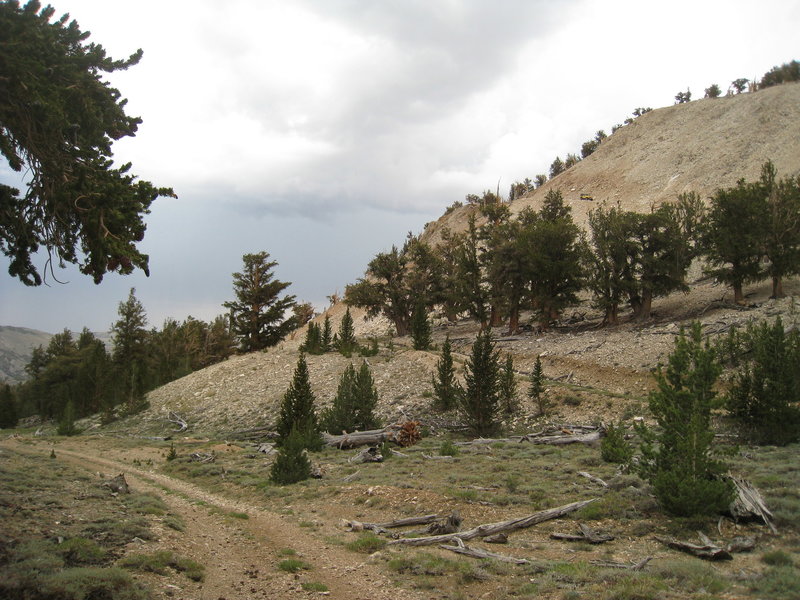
{"left": 336, "top": 307, "right": 358, "bottom": 356}
{"left": 275, "top": 354, "right": 321, "bottom": 450}
{"left": 321, "top": 315, "right": 333, "bottom": 352}
{"left": 411, "top": 302, "right": 432, "bottom": 350}
{"left": 528, "top": 355, "right": 548, "bottom": 416}
{"left": 269, "top": 426, "right": 312, "bottom": 484}
{"left": 57, "top": 400, "right": 80, "bottom": 436}
{"left": 353, "top": 361, "right": 380, "bottom": 431}
{"left": 459, "top": 330, "right": 501, "bottom": 436}
{"left": 638, "top": 323, "right": 732, "bottom": 517}
{"left": 601, "top": 422, "right": 632, "bottom": 464}
{"left": 301, "top": 322, "right": 324, "bottom": 354}
{"left": 499, "top": 354, "right": 518, "bottom": 417}
{"left": 111, "top": 288, "right": 149, "bottom": 412}
{"left": 223, "top": 252, "right": 296, "bottom": 352}
{"left": 726, "top": 318, "right": 800, "bottom": 445}
{"left": 0, "top": 384, "right": 18, "bottom": 429}
{"left": 321, "top": 364, "right": 358, "bottom": 434}
{"left": 432, "top": 336, "right": 460, "bottom": 412}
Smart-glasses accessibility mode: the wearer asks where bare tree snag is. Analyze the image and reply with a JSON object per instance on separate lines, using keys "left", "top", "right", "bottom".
{"left": 388, "top": 499, "right": 597, "bottom": 547}
{"left": 727, "top": 475, "right": 777, "bottom": 534}
{"left": 189, "top": 452, "right": 215, "bottom": 463}
{"left": 439, "top": 538, "right": 530, "bottom": 564}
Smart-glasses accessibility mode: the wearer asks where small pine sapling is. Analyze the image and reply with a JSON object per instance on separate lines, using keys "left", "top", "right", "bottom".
{"left": 600, "top": 422, "right": 632, "bottom": 464}
{"left": 528, "top": 356, "right": 549, "bottom": 416}
{"left": 432, "top": 336, "right": 460, "bottom": 411}
{"left": 270, "top": 426, "right": 312, "bottom": 484}
{"left": 499, "top": 354, "right": 519, "bottom": 417}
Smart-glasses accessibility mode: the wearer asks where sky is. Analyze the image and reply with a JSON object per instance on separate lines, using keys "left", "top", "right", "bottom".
{"left": 2, "top": 0, "right": 799, "bottom": 334}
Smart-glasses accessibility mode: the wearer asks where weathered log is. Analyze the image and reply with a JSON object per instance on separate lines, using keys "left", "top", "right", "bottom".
{"left": 526, "top": 431, "right": 603, "bottom": 446}
{"left": 551, "top": 523, "right": 614, "bottom": 544}
{"left": 439, "top": 538, "right": 529, "bottom": 564}
{"left": 348, "top": 446, "right": 383, "bottom": 464}
{"left": 342, "top": 470, "right": 361, "bottom": 482}
{"left": 484, "top": 533, "right": 508, "bottom": 544}
{"left": 189, "top": 452, "right": 215, "bottom": 463}
{"left": 454, "top": 438, "right": 511, "bottom": 447}
{"left": 422, "top": 453, "right": 454, "bottom": 460}
{"left": 344, "top": 514, "right": 442, "bottom": 534}
{"left": 323, "top": 429, "right": 390, "bottom": 449}
{"left": 654, "top": 533, "right": 732, "bottom": 561}
{"left": 257, "top": 443, "right": 276, "bottom": 455}
{"left": 727, "top": 474, "right": 777, "bottom": 534}
{"left": 388, "top": 499, "right": 597, "bottom": 547}
{"left": 726, "top": 536, "right": 756, "bottom": 553}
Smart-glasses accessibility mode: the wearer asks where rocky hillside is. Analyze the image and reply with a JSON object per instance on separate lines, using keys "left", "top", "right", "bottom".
{"left": 137, "top": 83, "right": 800, "bottom": 436}
{"left": 423, "top": 82, "right": 800, "bottom": 245}
{"left": 0, "top": 326, "right": 52, "bottom": 384}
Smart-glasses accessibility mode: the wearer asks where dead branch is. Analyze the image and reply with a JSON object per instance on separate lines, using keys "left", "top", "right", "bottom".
{"left": 342, "top": 470, "right": 361, "bottom": 483}
{"left": 348, "top": 446, "right": 383, "bottom": 464}
{"left": 344, "top": 514, "right": 442, "bottom": 534}
{"left": 591, "top": 557, "right": 652, "bottom": 571}
{"left": 439, "top": 537, "right": 529, "bottom": 564}
{"left": 388, "top": 499, "right": 597, "bottom": 547}
{"left": 189, "top": 452, "right": 215, "bottom": 463}
{"left": 167, "top": 411, "right": 188, "bottom": 433}
{"left": 551, "top": 523, "right": 614, "bottom": 544}
{"left": 577, "top": 471, "right": 608, "bottom": 487}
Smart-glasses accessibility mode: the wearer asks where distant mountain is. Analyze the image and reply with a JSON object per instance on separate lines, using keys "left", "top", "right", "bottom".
{"left": 0, "top": 326, "right": 113, "bottom": 384}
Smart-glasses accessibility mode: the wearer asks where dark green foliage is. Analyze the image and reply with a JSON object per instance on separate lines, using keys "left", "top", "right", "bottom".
{"left": 432, "top": 336, "right": 460, "bottom": 412}
{"left": 335, "top": 307, "right": 358, "bottom": 356}
{"left": 638, "top": 323, "right": 732, "bottom": 517}
{"left": 704, "top": 83, "right": 722, "bottom": 98}
{"left": 674, "top": 88, "right": 691, "bottom": 103}
{"left": 118, "top": 550, "right": 204, "bottom": 581}
{"left": 454, "top": 216, "right": 489, "bottom": 326}
{"left": 528, "top": 355, "right": 548, "bottom": 416}
{"left": 601, "top": 422, "right": 633, "bottom": 464}
{"left": 0, "top": 1, "right": 175, "bottom": 286}
{"left": 275, "top": 354, "right": 321, "bottom": 450}
{"left": 759, "top": 161, "right": 800, "bottom": 298}
{"left": 270, "top": 426, "right": 312, "bottom": 484}
{"left": 321, "top": 315, "right": 333, "bottom": 352}
{"left": 499, "top": 354, "right": 518, "bottom": 417}
{"left": 223, "top": 251, "right": 296, "bottom": 352}
{"left": 730, "top": 78, "right": 749, "bottom": 94}
{"left": 0, "top": 383, "right": 18, "bottom": 428}
{"left": 321, "top": 361, "right": 380, "bottom": 434}
{"left": 411, "top": 302, "right": 432, "bottom": 350}
{"left": 459, "top": 330, "right": 501, "bottom": 437}
{"left": 301, "top": 322, "right": 325, "bottom": 355}
{"left": 760, "top": 60, "right": 800, "bottom": 88}
{"left": 549, "top": 156, "right": 565, "bottom": 178}
{"left": 166, "top": 443, "right": 177, "bottom": 462}
{"left": 726, "top": 318, "right": 800, "bottom": 445}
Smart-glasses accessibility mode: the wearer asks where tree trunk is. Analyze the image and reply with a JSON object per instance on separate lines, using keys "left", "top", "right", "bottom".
{"left": 633, "top": 290, "right": 653, "bottom": 321}
{"left": 603, "top": 304, "right": 619, "bottom": 326}
{"left": 733, "top": 283, "right": 745, "bottom": 305}
{"left": 489, "top": 305, "right": 504, "bottom": 328}
{"left": 507, "top": 306, "right": 520, "bottom": 335}
{"left": 772, "top": 276, "right": 784, "bottom": 299}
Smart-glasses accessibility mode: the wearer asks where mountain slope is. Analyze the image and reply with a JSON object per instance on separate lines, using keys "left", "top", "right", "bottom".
{"left": 424, "top": 82, "right": 800, "bottom": 245}
{"left": 0, "top": 326, "right": 51, "bottom": 384}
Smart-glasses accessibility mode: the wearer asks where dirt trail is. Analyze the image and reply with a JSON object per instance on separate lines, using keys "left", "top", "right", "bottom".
{"left": 3, "top": 438, "right": 419, "bottom": 600}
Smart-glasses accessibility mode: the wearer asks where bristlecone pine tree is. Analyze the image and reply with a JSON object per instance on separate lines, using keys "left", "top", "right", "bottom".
{"left": 637, "top": 322, "right": 732, "bottom": 517}
{"left": 499, "top": 354, "right": 518, "bottom": 417}
{"left": 270, "top": 426, "right": 312, "bottom": 484}
{"left": 275, "top": 354, "right": 321, "bottom": 450}
{"left": 0, "top": 384, "right": 18, "bottom": 429}
{"left": 335, "top": 307, "right": 358, "bottom": 356}
{"left": 411, "top": 302, "right": 432, "bottom": 350}
{"left": 321, "top": 361, "right": 380, "bottom": 434}
{"left": 528, "top": 355, "right": 548, "bottom": 416}
{"left": 459, "top": 330, "right": 501, "bottom": 436}
{"left": 432, "top": 336, "right": 460, "bottom": 411}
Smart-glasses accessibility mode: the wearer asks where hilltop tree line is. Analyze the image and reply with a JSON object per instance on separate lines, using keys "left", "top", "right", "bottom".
{"left": 347, "top": 160, "right": 800, "bottom": 334}
{"left": 1, "top": 289, "right": 237, "bottom": 430}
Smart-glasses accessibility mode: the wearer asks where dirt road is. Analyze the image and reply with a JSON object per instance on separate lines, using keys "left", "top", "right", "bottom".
{"left": 3, "top": 437, "right": 419, "bottom": 600}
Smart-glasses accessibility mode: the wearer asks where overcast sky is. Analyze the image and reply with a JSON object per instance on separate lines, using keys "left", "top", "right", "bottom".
{"left": 2, "top": 0, "right": 799, "bottom": 334}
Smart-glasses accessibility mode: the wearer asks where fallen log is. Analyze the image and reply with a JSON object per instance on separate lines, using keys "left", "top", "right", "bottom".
{"left": 422, "top": 453, "right": 454, "bottom": 460}
{"left": 344, "top": 514, "right": 441, "bottom": 534}
{"left": 388, "top": 499, "right": 597, "bottom": 547}
{"left": 325, "top": 429, "right": 390, "bottom": 449}
{"left": 439, "top": 538, "right": 529, "bottom": 564}
{"left": 654, "top": 532, "right": 732, "bottom": 561}
{"left": 189, "top": 452, "right": 215, "bottom": 463}
{"left": 551, "top": 523, "right": 614, "bottom": 544}
{"left": 727, "top": 474, "right": 777, "bottom": 534}
{"left": 167, "top": 411, "right": 188, "bottom": 433}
